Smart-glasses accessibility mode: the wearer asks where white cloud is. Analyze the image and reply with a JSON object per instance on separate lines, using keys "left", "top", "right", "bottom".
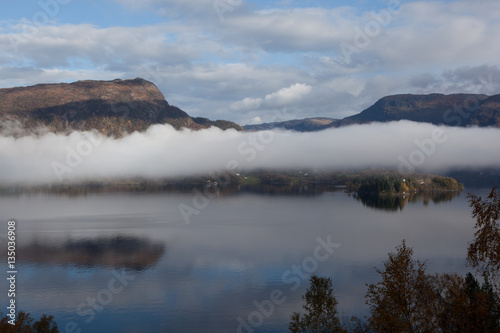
{"left": 219, "top": 7, "right": 354, "bottom": 52}
{"left": 264, "top": 83, "right": 312, "bottom": 106}
{"left": 230, "top": 97, "right": 262, "bottom": 112}
{"left": 368, "top": 1, "right": 500, "bottom": 69}
{"left": 0, "top": 23, "right": 202, "bottom": 70}
{"left": 230, "top": 83, "right": 312, "bottom": 111}
{"left": 250, "top": 116, "right": 261, "bottom": 124}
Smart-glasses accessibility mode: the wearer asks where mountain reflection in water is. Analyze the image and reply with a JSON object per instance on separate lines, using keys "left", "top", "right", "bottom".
{"left": 15, "top": 236, "right": 165, "bottom": 270}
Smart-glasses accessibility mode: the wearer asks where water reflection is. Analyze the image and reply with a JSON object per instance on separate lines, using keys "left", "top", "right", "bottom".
{"left": 0, "top": 183, "right": 345, "bottom": 199}
{"left": 0, "top": 186, "right": 483, "bottom": 333}
{"left": 236, "top": 183, "right": 340, "bottom": 196}
{"left": 14, "top": 236, "right": 165, "bottom": 270}
{"left": 0, "top": 182, "right": 463, "bottom": 212}
{"left": 351, "top": 190, "right": 462, "bottom": 211}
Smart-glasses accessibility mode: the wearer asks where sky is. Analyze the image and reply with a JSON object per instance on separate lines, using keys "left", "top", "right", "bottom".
{"left": 1, "top": 0, "right": 500, "bottom": 125}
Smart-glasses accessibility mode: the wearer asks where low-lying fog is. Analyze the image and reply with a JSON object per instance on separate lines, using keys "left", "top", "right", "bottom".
{"left": 1, "top": 120, "right": 499, "bottom": 184}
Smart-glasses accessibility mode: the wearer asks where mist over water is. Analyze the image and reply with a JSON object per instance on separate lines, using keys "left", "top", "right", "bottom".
{"left": 1, "top": 120, "right": 500, "bottom": 184}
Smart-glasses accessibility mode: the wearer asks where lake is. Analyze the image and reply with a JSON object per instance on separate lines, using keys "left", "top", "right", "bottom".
{"left": 0, "top": 185, "right": 489, "bottom": 332}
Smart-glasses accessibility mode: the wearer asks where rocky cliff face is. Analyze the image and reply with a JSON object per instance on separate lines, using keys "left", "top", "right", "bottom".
{"left": 0, "top": 78, "right": 242, "bottom": 136}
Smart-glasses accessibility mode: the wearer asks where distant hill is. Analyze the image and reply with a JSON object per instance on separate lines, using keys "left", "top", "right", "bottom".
{"left": 0, "top": 78, "right": 242, "bottom": 136}
{"left": 340, "top": 93, "right": 500, "bottom": 127}
{"left": 244, "top": 93, "right": 500, "bottom": 131}
{"left": 244, "top": 117, "right": 339, "bottom": 132}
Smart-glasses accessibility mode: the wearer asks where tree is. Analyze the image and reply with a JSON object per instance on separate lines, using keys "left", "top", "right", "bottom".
{"left": 0, "top": 311, "right": 34, "bottom": 333}
{"left": 0, "top": 311, "right": 59, "bottom": 333}
{"left": 365, "top": 240, "right": 438, "bottom": 332}
{"left": 467, "top": 187, "right": 500, "bottom": 287}
{"left": 32, "top": 314, "right": 59, "bottom": 333}
{"left": 435, "top": 272, "right": 500, "bottom": 332}
{"left": 432, "top": 272, "right": 467, "bottom": 332}
{"left": 364, "top": 238, "right": 500, "bottom": 332}
{"left": 289, "top": 275, "right": 346, "bottom": 333}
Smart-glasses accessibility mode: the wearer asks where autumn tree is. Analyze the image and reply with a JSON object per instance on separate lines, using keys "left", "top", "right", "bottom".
{"left": 365, "top": 240, "right": 438, "bottom": 332}
{"left": 434, "top": 272, "right": 500, "bottom": 332}
{"left": 364, "top": 238, "right": 500, "bottom": 332}
{"left": 289, "top": 275, "right": 346, "bottom": 333}
{"left": 467, "top": 187, "right": 500, "bottom": 287}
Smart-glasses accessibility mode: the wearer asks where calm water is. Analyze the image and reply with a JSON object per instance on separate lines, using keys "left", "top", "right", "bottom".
{"left": 0, "top": 186, "right": 489, "bottom": 332}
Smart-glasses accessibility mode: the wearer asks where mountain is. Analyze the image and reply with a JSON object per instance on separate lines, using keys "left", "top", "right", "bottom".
{"left": 244, "top": 93, "right": 500, "bottom": 131}
{"left": 340, "top": 93, "right": 500, "bottom": 127}
{"left": 2, "top": 80, "right": 499, "bottom": 136}
{"left": 244, "top": 117, "right": 339, "bottom": 132}
{"left": 0, "top": 78, "right": 242, "bottom": 136}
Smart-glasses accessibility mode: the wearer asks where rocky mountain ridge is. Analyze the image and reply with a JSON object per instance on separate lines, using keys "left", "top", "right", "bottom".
{"left": 0, "top": 78, "right": 242, "bottom": 136}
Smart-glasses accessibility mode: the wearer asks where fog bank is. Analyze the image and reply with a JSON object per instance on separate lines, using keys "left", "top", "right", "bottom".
{"left": 1, "top": 121, "right": 499, "bottom": 184}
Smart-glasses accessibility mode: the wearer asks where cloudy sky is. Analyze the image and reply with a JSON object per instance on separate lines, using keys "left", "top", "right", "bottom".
{"left": 1, "top": 0, "right": 500, "bottom": 125}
